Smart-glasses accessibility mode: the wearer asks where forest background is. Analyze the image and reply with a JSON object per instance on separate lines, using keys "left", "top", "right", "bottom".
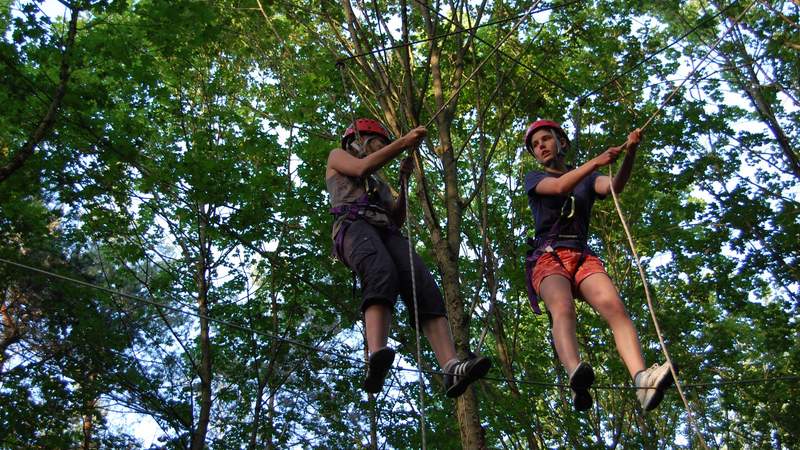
{"left": 0, "top": 0, "right": 798, "bottom": 448}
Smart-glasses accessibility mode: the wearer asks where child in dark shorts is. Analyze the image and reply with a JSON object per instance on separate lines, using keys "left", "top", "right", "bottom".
{"left": 522, "top": 119, "right": 676, "bottom": 412}
{"left": 326, "top": 118, "right": 491, "bottom": 397}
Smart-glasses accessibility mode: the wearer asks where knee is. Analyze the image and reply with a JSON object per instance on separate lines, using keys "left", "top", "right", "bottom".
{"left": 546, "top": 299, "right": 576, "bottom": 324}
{"left": 595, "top": 295, "right": 629, "bottom": 322}
{"left": 352, "top": 248, "right": 398, "bottom": 291}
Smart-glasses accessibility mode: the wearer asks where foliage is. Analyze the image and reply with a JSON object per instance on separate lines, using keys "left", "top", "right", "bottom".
{"left": 0, "top": 0, "right": 797, "bottom": 448}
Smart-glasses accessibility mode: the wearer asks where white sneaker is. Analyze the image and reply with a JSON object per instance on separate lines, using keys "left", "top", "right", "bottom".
{"left": 635, "top": 362, "right": 676, "bottom": 411}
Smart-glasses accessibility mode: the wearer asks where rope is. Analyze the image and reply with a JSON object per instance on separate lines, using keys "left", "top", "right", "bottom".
{"left": 607, "top": 169, "right": 710, "bottom": 444}
{"left": 579, "top": 0, "right": 740, "bottom": 101}
{"left": 0, "top": 257, "right": 365, "bottom": 365}
{"left": 636, "top": 1, "right": 757, "bottom": 133}
{"left": 402, "top": 173, "right": 427, "bottom": 450}
{"left": 423, "top": 0, "right": 544, "bottom": 129}
{"left": 602, "top": 2, "right": 757, "bottom": 446}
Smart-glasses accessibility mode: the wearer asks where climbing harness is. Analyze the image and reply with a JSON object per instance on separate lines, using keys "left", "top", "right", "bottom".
{"left": 523, "top": 191, "right": 593, "bottom": 314}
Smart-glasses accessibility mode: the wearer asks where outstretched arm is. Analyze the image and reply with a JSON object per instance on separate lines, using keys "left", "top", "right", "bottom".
{"left": 535, "top": 146, "right": 624, "bottom": 196}
{"left": 326, "top": 126, "right": 427, "bottom": 179}
{"left": 594, "top": 129, "right": 642, "bottom": 196}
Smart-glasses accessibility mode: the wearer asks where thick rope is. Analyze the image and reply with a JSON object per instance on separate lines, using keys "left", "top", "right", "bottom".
{"left": 603, "top": 4, "right": 755, "bottom": 448}
{"left": 607, "top": 175, "right": 708, "bottom": 447}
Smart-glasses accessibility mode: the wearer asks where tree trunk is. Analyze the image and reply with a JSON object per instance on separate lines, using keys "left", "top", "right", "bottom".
{"left": 0, "top": 290, "right": 22, "bottom": 377}
{"left": 711, "top": 8, "right": 800, "bottom": 180}
{"left": 434, "top": 140, "right": 486, "bottom": 449}
{"left": 0, "top": 5, "right": 80, "bottom": 183}
{"left": 81, "top": 384, "right": 98, "bottom": 450}
{"left": 190, "top": 212, "right": 213, "bottom": 450}
{"left": 334, "top": 0, "right": 488, "bottom": 444}
{"left": 247, "top": 370, "right": 267, "bottom": 450}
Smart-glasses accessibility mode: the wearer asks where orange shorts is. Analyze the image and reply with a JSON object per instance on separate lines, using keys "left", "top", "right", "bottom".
{"left": 531, "top": 247, "right": 607, "bottom": 296}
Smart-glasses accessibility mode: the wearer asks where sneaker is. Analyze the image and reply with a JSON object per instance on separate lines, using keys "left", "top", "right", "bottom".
{"left": 569, "top": 362, "right": 595, "bottom": 411}
{"left": 635, "top": 362, "right": 677, "bottom": 411}
{"left": 363, "top": 347, "right": 396, "bottom": 393}
{"left": 444, "top": 355, "right": 492, "bottom": 398}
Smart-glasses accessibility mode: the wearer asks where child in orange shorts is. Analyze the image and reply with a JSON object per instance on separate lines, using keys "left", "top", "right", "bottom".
{"left": 522, "top": 120, "right": 676, "bottom": 412}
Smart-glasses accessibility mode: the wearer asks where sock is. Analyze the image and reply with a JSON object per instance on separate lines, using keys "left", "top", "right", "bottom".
{"left": 634, "top": 369, "right": 645, "bottom": 386}
{"left": 370, "top": 346, "right": 390, "bottom": 358}
{"left": 569, "top": 361, "right": 587, "bottom": 380}
{"left": 444, "top": 358, "right": 459, "bottom": 373}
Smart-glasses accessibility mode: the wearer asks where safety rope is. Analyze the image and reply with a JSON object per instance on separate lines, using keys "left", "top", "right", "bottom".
{"left": 604, "top": 2, "right": 756, "bottom": 447}
{"left": 422, "top": 0, "right": 544, "bottom": 129}
{"left": 401, "top": 172, "right": 428, "bottom": 449}
{"left": 579, "top": 0, "right": 741, "bottom": 102}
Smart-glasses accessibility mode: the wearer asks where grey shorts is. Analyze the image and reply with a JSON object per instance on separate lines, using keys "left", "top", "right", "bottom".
{"left": 339, "top": 219, "right": 447, "bottom": 327}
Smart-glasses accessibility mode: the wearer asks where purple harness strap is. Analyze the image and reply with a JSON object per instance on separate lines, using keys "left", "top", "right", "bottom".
{"left": 330, "top": 194, "right": 371, "bottom": 262}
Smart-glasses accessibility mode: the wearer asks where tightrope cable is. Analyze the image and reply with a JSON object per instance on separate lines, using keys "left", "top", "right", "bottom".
{"left": 2, "top": 257, "right": 797, "bottom": 393}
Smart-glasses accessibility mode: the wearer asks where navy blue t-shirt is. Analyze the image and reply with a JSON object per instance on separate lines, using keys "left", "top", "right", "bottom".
{"left": 524, "top": 170, "right": 606, "bottom": 250}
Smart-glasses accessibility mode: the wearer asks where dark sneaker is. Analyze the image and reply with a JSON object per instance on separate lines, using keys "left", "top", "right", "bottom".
{"left": 569, "top": 362, "right": 595, "bottom": 412}
{"left": 363, "top": 347, "right": 396, "bottom": 394}
{"left": 635, "top": 362, "right": 677, "bottom": 411}
{"left": 444, "top": 355, "right": 491, "bottom": 398}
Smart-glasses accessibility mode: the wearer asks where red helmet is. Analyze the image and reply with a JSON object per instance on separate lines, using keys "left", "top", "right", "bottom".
{"left": 524, "top": 119, "right": 570, "bottom": 152}
{"left": 341, "top": 118, "right": 392, "bottom": 149}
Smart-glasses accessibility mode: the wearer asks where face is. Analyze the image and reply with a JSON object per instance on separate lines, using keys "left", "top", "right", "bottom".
{"left": 530, "top": 128, "right": 566, "bottom": 164}
{"left": 360, "top": 134, "right": 390, "bottom": 155}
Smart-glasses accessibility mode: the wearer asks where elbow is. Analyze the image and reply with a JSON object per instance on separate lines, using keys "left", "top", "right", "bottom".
{"left": 353, "top": 162, "right": 373, "bottom": 178}
{"left": 554, "top": 183, "right": 571, "bottom": 196}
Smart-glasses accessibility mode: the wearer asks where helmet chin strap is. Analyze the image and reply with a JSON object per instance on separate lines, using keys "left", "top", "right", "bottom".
{"left": 348, "top": 135, "right": 380, "bottom": 158}
{"left": 551, "top": 129, "right": 566, "bottom": 157}
{"left": 348, "top": 141, "right": 366, "bottom": 158}
{"left": 544, "top": 129, "right": 568, "bottom": 173}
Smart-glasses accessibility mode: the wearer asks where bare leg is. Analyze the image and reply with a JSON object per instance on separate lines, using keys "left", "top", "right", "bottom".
{"left": 422, "top": 316, "right": 457, "bottom": 367}
{"left": 540, "top": 275, "right": 581, "bottom": 374}
{"left": 579, "top": 273, "right": 646, "bottom": 379}
{"left": 364, "top": 304, "right": 392, "bottom": 353}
